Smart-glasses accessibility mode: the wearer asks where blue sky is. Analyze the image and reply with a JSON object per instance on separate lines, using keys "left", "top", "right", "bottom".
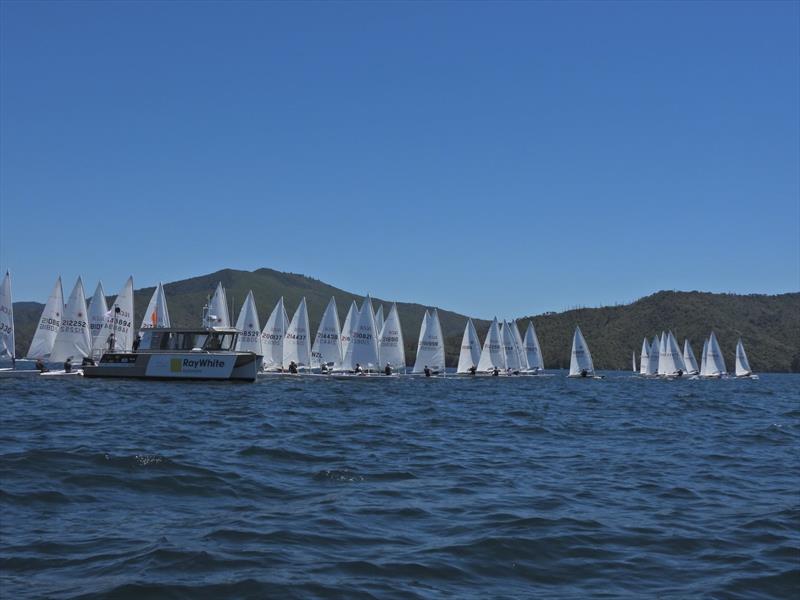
{"left": 1, "top": 0, "right": 798, "bottom": 319}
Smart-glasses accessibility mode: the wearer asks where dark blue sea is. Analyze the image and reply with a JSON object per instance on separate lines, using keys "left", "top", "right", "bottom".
{"left": 1, "top": 372, "right": 798, "bottom": 599}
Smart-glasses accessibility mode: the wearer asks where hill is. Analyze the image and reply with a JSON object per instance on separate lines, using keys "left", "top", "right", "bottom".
{"left": 10, "top": 269, "right": 800, "bottom": 372}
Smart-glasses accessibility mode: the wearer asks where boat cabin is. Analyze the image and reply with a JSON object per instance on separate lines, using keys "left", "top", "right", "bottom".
{"left": 138, "top": 327, "right": 241, "bottom": 352}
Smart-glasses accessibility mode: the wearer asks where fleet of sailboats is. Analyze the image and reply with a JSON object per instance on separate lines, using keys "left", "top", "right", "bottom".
{"left": 0, "top": 273, "right": 766, "bottom": 380}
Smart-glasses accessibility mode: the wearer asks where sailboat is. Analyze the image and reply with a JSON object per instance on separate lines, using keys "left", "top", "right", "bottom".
{"left": 477, "top": 317, "right": 505, "bottom": 373}
{"left": 92, "top": 277, "right": 135, "bottom": 355}
{"left": 87, "top": 282, "right": 108, "bottom": 343}
{"left": 283, "top": 297, "right": 312, "bottom": 371}
{"left": 568, "top": 326, "right": 601, "bottom": 378}
{"left": 699, "top": 338, "right": 709, "bottom": 377}
{"left": 735, "top": 338, "right": 757, "bottom": 379}
{"left": 206, "top": 282, "right": 230, "bottom": 328}
{"left": 523, "top": 321, "right": 545, "bottom": 374}
{"left": 700, "top": 331, "right": 727, "bottom": 378}
{"left": 140, "top": 282, "right": 170, "bottom": 330}
{"left": 339, "top": 301, "right": 359, "bottom": 362}
{"left": 341, "top": 296, "right": 380, "bottom": 374}
{"left": 456, "top": 318, "right": 481, "bottom": 374}
{"left": 645, "top": 335, "right": 660, "bottom": 377}
{"left": 0, "top": 271, "right": 14, "bottom": 367}
{"left": 412, "top": 309, "right": 446, "bottom": 375}
{"left": 260, "top": 297, "right": 289, "bottom": 372}
{"left": 234, "top": 290, "right": 263, "bottom": 355}
{"left": 50, "top": 277, "right": 92, "bottom": 364}
{"left": 658, "top": 331, "right": 687, "bottom": 378}
{"left": 378, "top": 303, "right": 405, "bottom": 374}
{"left": 501, "top": 320, "right": 522, "bottom": 374}
{"left": 26, "top": 276, "right": 64, "bottom": 360}
{"left": 510, "top": 321, "right": 528, "bottom": 372}
{"left": 312, "top": 297, "right": 343, "bottom": 371}
{"left": 683, "top": 339, "right": 699, "bottom": 375}
{"left": 638, "top": 338, "right": 649, "bottom": 376}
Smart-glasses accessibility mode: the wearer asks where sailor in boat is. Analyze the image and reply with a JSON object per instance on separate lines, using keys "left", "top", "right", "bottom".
{"left": 64, "top": 358, "right": 72, "bottom": 373}
{"left": 424, "top": 365, "right": 431, "bottom": 377}
{"left": 676, "top": 369, "right": 683, "bottom": 378}
{"left": 320, "top": 363, "right": 329, "bottom": 374}
{"left": 35, "top": 359, "right": 48, "bottom": 373}
{"left": 132, "top": 334, "right": 142, "bottom": 352}
{"left": 468, "top": 365, "right": 477, "bottom": 375}
{"left": 384, "top": 363, "right": 392, "bottom": 376}
{"left": 107, "top": 333, "right": 116, "bottom": 352}
{"left": 288, "top": 360, "right": 298, "bottom": 374}
{"left": 580, "top": 369, "right": 588, "bottom": 378}
{"left": 492, "top": 367, "right": 499, "bottom": 376}
{"left": 354, "top": 363, "right": 363, "bottom": 374}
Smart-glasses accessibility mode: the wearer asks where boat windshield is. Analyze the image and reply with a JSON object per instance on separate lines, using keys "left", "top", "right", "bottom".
{"left": 138, "top": 331, "right": 238, "bottom": 351}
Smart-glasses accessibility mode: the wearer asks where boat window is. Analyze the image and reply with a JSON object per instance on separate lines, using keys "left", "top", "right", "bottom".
{"left": 219, "top": 333, "right": 236, "bottom": 351}
{"left": 193, "top": 334, "right": 208, "bottom": 349}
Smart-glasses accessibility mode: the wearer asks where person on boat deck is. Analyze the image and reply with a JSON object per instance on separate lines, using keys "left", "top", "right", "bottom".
{"left": 354, "top": 363, "right": 363, "bottom": 374}
{"left": 384, "top": 363, "right": 392, "bottom": 376}
{"left": 676, "top": 369, "right": 683, "bottom": 378}
{"left": 492, "top": 367, "right": 500, "bottom": 376}
{"left": 580, "top": 369, "right": 588, "bottom": 378}
{"left": 468, "top": 365, "right": 477, "bottom": 375}
{"left": 424, "top": 365, "right": 431, "bottom": 377}
{"left": 132, "top": 334, "right": 142, "bottom": 352}
{"left": 288, "top": 360, "right": 298, "bottom": 374}
{"left": 320, "top": 363, "right": 329, "bottom": 374}
{"left": 64, "top": 358, "right": 72, "bottom": 373}
{"left": 35, "top": 358, "right": 47, "bottom": 373}
{"left": 82, "top": 356, "right": 95, "bottom": 366}
{"left": 107, "top": 333, "right": 115, "bottom": 351}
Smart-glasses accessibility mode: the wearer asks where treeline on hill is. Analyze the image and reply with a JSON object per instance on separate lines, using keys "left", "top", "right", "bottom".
{"left": 12, "top": 268, "right": 800, "bottom": 372}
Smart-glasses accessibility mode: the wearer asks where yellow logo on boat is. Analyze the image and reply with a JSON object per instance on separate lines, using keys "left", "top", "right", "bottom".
{"left": 170, "top": 358, "right": 182, "bottom": 372}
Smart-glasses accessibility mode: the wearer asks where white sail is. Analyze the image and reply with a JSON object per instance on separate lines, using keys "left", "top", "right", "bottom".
{"left": 261, "top": 297, "right": 289, "bottom": 370}
{"left": 283, "top": 297, "right": 312, "bottom": 368}
{"left": 659, "top": 331, "right": 686, "bottom": 376}
{"left": 523, "top": 321, "right": 544, "bottom": 372}
{"left": 412, "top": 308, "right": 446, "bottom": 373}
{"left": 569, "top": 326, "right": 595, "bottom": 376}
{"left": 477, "top": 317, "right": 505, "bottom": 372}
{"left": 26, "top": 276, "right": 64, "bottom": 359}
{"left": 683, "top": 339, "right": 699, "bottom": 375}
{"left": 93, "top": 276, "right": 135, "bottom": 353}
{"left": 50, "top": 277, "right": 92, "bottom": 362}
{"left": 140, "top": 282, "right": 170, "bottom": 330}
{"left": 342, "top": 296, "right": 380, "bottom": 371}
{"left": 632, "top": 351, "right": 637, "bottom": 373}
{"left": 657, "top": 332, "right": 669, "bottom": 376}
{"left": 206, "top": 282, "right": 230, "bottom": 328}
{"left": 340, "top": 301, "right": 359, "bottom": 361}
{"left": 646, "top": 335, "right": 660, "bottom": 376}
{"left": 700, "top": 338, "right": 709, "bottom": 376}
{"left": 0, "top": 271, "right": 14, "bottom": 360}
{"left": 510, "top": 321, "right": 528, "bottom": 371}
{"left": 705, "top": 331, "right": 727, "bottom": 377}
{"left": 234, "top": 290, "right": 262, "bottom": 354}
{"left": 378, "top": 303, "right": 405, "bottom": 371}
{"left": 87, "top": 282, "right": 108, "bottom": 343}
{"left": 735, "top": 338, "right": 752, "bottom": 377}
{"left": 456, "top": 318, "right": 481, "bottom": 373}
{"left": 374, "top": 305, "right": 385, "bottom": 339}
{"left": 312, "top": 297, "right": 342, "bottom": 369}
{"left": 501, "top": 321, "right": 522, "bottom": 371}
{"left": 639, "top": 338, "right": 650, "bottom": 375}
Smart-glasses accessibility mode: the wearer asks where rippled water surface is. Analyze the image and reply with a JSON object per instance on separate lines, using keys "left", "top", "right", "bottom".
{"left": 1, "top": 372, "right": 798, "bottom": 599}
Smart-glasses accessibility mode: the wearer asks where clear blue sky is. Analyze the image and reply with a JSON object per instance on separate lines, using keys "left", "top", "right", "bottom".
{"left": 1, "top": 0, "right": 798, "bottom": 319}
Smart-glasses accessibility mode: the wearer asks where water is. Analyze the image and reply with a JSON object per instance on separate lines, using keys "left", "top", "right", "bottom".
{"left": 1, "top": 373, "right": 798, "bottom": 599}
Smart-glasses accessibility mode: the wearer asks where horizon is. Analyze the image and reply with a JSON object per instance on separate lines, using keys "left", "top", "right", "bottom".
{"left": 1, "top": 1, "right": 798, "bottom": 316}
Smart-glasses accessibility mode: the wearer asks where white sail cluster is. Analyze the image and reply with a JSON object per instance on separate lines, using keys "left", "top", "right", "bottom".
{"left": 636, "top": 330, "right": 756, "bottom": 379}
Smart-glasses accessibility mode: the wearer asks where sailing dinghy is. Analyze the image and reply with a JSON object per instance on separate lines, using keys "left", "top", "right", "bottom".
{"left": 50, "top": 276, "right": 92, "bottom": 364}
{"left": 568, "top": 326, "right": 602, "bottom": 378}
{"left": 378, "top": 303, "right": 405, "bottom": 374}
{"left": 735, "top": 338, "right": 757, "bottom": 379}
{"left": 522, "top": 321, "right": 546, "bottom": 374}
{"left": 456, "top": 318, "right": 481, "bottom": 374}
{"left": 683, "top": 339, "right": 699, "bottom": 375}
{"left": 26, "top": 276, "right": 64, "bottom": 360}
{"left": 260, "top": 297, "right": 290, "bottom": 372}
{"left": 0, "top": 271, "right": 14, "bottom": 368}
{"left": 412, "top": 309, "right": 446, "bottom": 376}
{"left": 312, "top": 297, "right": 343, "bottom": 371}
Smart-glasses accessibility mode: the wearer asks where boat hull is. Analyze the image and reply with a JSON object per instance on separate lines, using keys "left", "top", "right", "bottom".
{"left": 82, "top": 352, "right": 261, "bottom": 382}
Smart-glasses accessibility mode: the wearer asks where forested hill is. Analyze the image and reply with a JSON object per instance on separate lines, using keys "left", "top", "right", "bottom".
{"left": 11, "top": 269, "right": 800, "bottom": 372}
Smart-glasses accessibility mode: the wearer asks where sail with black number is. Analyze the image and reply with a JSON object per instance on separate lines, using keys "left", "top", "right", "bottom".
{"left": 234, "top": 290, "right": 262, "bottom": 355}
{"left": 456, "top": 318, "right": 481, "bottom": 374}
{"left": 87, "top": 282, "right": 108, "bottom": 343}
{"left": 26, "top": 277, "right": 64, "bottom": 359}
{"left": 413, "top": 309, "right": 445, "bottom": 373}
{"left": 340, "top": 301, "right": 359, "bottom": 362}
{"left": 0, "top": 272, "right": 14, "bottom": 361}
{"left": 140, "top": 282, "right": 170, "bottom": 330}
{"left": 342, "top": 296, "right": 380, "bottom": 371}
{"left": 312, "top": 297, "right": 342, "bottom": 370}
{"left": 568, "top": 326, "right": 595, "bottom": 377}
{"left": 93, "top": 276, "right": 134, "bottom": 353}
{"left": 261, "top": 297, "right": 289, "bottom": 371}
{"left": 283, "top": 297, "right": 311, "bottom": 369}
{"left": 477, "top": 317, "right": 505, "bottom": 372}
{"left": 378, "top": 303, "right": 405, "bottom": 371}
{"left": 50, "top": 277, "right": 92, "bottom": 362}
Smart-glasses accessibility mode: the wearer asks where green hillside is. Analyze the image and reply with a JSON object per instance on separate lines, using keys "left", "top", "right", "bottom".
{"left": 11, "top": 269, "right": 800, "bottom": 372}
